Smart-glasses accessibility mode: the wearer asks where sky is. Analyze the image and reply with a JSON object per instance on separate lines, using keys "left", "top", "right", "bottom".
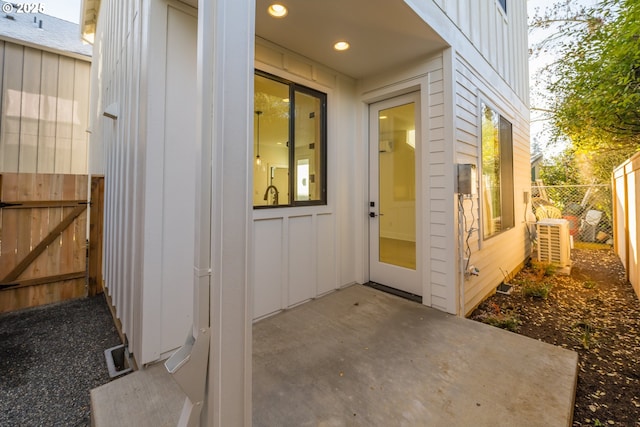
{"left": 42, "top": 0, "right": 81, "bottom": 23}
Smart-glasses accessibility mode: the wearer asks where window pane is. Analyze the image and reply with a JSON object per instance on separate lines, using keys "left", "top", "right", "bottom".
{"left": 253, "top": 71, "right": 327, "bottom": 208}
{"left": 482, "top": 104, "right": 502, "bottom": 237}
{"left": 294, "top": 90, "right": 324, "bottom": 202}
{"left": 481, "top": 103, "right": 514, "bottom": 238}
{"left": 254, "top": 74, "right": 290, "bottom": 206}
{"left": 499, "top": 116, "right": 514, "bottom": 230}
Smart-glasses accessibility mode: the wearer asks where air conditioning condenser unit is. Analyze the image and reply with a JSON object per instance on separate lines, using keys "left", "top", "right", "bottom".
{"left": 536, "top": 218, "right": 571, "bottom": 272}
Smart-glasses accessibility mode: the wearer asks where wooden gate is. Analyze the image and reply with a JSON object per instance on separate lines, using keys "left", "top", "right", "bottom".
{"left": 0, "top": 174, "right": 90, "bottom": 313}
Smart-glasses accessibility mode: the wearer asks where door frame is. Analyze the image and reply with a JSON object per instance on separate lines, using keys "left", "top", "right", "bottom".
{"left": 367, "top": 91, "right": 423, "bottom": 297}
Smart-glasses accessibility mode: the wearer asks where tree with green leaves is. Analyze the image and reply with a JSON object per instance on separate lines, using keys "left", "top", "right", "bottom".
{"left": 539, "top": 147, "right": 583, "bottom": 186}
{"left": 530, "top": 0, "right": 640, "bottom": 182}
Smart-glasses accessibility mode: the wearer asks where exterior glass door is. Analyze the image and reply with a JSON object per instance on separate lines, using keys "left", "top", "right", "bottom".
{"left": 369, "top": 93, "right": 421, "bottom": 296}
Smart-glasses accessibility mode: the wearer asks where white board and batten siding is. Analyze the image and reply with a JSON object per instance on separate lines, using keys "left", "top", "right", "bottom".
{"left": 253, "top": 40, "right": 358, "bottom": 320}
{"left": 90, "top": 0, "right": 197, "bottom": 365}
{"left": 429, "top": 0, "right": 529, "bottom": 105}
{"left": 254, "top": 0, "right": 531, "bottom": 318}
{"left": 0, "top": 41, "right": 91, "bottom": 174}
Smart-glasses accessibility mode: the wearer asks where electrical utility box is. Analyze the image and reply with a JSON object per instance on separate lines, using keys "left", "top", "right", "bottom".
{"left": 457, "top": 164, "right": 477, "bottom": 196}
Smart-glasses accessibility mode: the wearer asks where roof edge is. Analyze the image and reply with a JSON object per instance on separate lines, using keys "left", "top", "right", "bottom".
{"left": 0, "top": 35, "right": 92, "bottom": 62}
{"left": 80, "top": 0, "right": 100, "bottom": 43}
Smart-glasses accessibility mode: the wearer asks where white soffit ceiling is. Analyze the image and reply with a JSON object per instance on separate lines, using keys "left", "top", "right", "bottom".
{"left": 255, "top": 0, "right": 447, "bottom": 79}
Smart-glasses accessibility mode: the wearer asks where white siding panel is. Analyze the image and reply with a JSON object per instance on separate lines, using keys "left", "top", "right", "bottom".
{"left": 431, "top": 295, "right": 447, "bottom": 311}
{"left": 316, "top": 213, "right": 337, "bottom": 295}
{"left": 255, "top": 43, "right": 284, "bottom": 70}
{"left": 160, "top": 6, "right": 197, "bottom": 354}
{"left": 429, "top": 103, "right": 444, "bottom": 118}
{"left": 431, "top": 270, "right": 447, "bottom": 287}
{"left": 429, "top": 0, "right": 528, "bottom": 104}
{"left": 254, "top": 219, "right": 285, "bottom": 318}
{"left": 429, "top": 127, "right": 445, "bottom": 142}
{"left": 430, "top": 247, "right": 448, "bottom": 262}
{"left": 288, "top": 215, "right": 315, "bottom": 306}
{"left": 458, "top": 0, "right": 471, "bottom": 36}
{"left": 453, "top": 51, "right": 530, "bottom": 315}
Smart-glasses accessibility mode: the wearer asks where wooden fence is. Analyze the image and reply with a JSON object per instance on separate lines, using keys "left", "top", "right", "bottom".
{"left": 613, "top": 153, "right": 640, "bottom": 301}
{"left": 0, "top": 173, "right": 91, "bottom": 312}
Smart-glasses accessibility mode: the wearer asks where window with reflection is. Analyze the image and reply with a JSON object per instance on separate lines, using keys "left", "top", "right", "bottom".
{"left": 254, "top": 71, "right": 326, "bottom": 207}
{"left": 481, "top": 102, "right": 514, "bottom": 238}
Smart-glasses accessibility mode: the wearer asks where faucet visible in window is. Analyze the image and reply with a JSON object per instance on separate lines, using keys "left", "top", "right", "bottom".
{"left": 263, "top": 185, "right": 279, "bottom": 205}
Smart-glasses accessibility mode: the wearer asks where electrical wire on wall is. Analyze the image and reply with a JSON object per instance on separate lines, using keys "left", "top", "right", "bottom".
{"left": 458, "top": 194, "right": 478, "bottom": 279}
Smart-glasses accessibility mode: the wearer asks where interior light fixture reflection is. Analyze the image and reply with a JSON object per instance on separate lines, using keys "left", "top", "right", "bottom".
{"left": 268, "top": 4, "right": 288, "bottom": 17}
{"left": 334, "top": 41, "right": 350, "bottom": 51}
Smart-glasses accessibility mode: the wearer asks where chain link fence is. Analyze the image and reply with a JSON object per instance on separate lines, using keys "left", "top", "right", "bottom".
{"left": 531, "top": 184, "right": 613, "bottom": 247}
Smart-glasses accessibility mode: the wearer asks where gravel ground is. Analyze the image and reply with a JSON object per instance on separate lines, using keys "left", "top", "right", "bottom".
{"left": 0, "top": 295, "right": 121, "bottom": 426}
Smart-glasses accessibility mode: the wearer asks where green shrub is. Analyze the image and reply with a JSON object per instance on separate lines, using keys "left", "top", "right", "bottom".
{"left": 522, "top": 279, "right": 553, "bottom": 299}
{"left": 530, "top": 261, "right": 556, "bottom": 278}
{"left": 483, "top": 314, "right": 522, "bottom": 332}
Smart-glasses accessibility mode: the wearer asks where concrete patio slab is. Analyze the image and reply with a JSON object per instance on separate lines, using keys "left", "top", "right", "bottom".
{"left": 253, "top": 284, "right": 578, "bottom": 426}
{"left": 91, "top": 361, "right": 183, "bottom": 426}
{"left": 91, "top": 284, "right": 578, "bottom": 426}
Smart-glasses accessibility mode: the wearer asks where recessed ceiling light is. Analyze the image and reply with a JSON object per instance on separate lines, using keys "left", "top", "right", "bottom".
{"left": 268, "top": 4, "right": 288, "bottom": 18}
{"left": 334, "top": 41, "right": 350, "bottom": 51}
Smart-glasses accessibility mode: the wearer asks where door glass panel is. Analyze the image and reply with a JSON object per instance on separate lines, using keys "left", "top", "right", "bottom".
{"left": 378, "top": 103, "right": 416, "bottom": 269}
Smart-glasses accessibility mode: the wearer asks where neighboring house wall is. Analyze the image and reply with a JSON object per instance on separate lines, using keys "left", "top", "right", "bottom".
{"left": 0, "top": 40, "right": 91, "bottom": 174}
{"left": 89, "top": 0, "right": 197, "bottom": 364}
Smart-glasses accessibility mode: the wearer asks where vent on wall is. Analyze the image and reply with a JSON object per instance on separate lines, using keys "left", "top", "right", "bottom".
{"left": 537, "top": 218, "right": 571, "bottom": 269}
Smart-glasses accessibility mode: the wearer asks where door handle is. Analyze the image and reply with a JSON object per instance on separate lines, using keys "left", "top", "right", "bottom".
{"left": 369, "top": 212, "right": 377, "bottom": 218}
